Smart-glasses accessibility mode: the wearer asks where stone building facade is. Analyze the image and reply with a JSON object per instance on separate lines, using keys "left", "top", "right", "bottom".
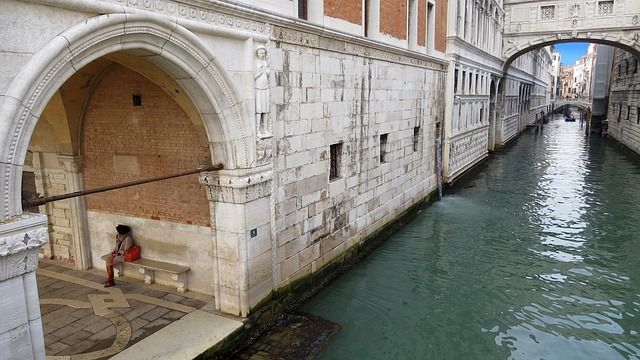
{"left": 607, "top": 48, "right": 640, "bottom": 153}
{"left": 0, "top": 0, "right": 449, "bottom": 356}
{"left": 443, "top": 0, "right": 552, "bottom": 181}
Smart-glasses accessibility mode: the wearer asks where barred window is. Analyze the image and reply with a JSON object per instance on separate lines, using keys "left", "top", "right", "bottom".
{"left": 598, "top": 1, "right": 614, "bottom": 15}
{"left": 540, "top": 5, "right": 555, "bottom": 20}
{"left": 329, "top": 143, "right": 342, "bottom": 180}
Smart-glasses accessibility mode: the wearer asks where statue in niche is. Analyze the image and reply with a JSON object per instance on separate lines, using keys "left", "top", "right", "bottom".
{"left": 255, "top": 45, "right": 272, "bottom": 138}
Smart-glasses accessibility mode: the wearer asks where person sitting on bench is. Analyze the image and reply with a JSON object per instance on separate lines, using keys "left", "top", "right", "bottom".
{"left": 103, "top": 224, "right": 133, "bottom": 288}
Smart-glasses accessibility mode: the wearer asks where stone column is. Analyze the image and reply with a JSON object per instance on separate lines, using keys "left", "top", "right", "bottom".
{"left": 0, "top": 213, "right": 48, "bottom": 360}
{"left": 199, "top": 168, "right": 273, "bottom": 317}
{"left": 58, "top": 155, "right": 91, "bottom": 270}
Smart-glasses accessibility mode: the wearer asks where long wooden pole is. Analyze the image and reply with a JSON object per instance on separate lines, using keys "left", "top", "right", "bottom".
{"left": 23, "top": 163, "right": 223, "bottom": 208}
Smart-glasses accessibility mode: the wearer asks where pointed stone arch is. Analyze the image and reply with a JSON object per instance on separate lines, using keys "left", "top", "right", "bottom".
{"left": 0, "top": 13, "right": 252, "bottom": 220}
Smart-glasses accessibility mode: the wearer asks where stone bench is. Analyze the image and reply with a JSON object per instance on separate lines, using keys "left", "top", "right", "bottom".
{"left": 100, "top": 255, "right": 190, "bottom": 293}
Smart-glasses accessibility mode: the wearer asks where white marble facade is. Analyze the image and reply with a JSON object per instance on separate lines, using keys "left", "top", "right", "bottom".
{"left": 0, "top": 1, "right": 446, "bottom": 357}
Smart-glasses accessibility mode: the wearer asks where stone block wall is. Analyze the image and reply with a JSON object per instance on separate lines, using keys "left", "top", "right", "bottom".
{"left": 268, "top": 28, "right": 446, "bottom": 286}
{"left": 607, "top": 49, "right": 640, "bottom": 154}
{"left": 87, "top": 212, "right": 215, "bottom": 294}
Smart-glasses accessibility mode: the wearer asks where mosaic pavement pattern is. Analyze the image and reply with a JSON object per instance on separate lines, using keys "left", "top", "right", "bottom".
{"left": 37, "top": 262, "right": 210, "bottom": 359}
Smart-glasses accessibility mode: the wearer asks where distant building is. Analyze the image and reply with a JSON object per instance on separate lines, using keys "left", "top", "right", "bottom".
{"left": 551, "top": 49, "right": 562, "bottom": 101}
{"left": 560, "top": 66, "right": 575, "bottom": 98}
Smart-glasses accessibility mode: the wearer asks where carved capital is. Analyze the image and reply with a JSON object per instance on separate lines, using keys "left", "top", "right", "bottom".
{"left": 199, "top": 168, "right": 272, "bottom": 204}
{"left": 0, "top": 214, "right": 48, "bottom": 281}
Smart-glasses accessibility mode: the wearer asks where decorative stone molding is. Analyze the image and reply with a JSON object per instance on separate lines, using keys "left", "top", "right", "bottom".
{"left": 199, "top": 168, "right": 273, "bottom": 204}
{"left": 272, "top": 26, "right": 447, "bottom": 72}
{"left": 0, "top": 214, "right": 48, "bottom": 281}
{"left": 0, "top": 13, "right": 251, "bottom": 220}
{"left": 107, "top": 0, "right": 272, "bottom": 36}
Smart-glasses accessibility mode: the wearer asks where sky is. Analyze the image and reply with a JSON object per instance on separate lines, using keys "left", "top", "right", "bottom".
{"left": 553, "top": 42, "right": 590, "bottom": 66}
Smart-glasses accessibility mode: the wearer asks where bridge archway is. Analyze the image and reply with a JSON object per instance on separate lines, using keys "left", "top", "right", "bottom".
{"left": 502, "top": 0, "right": 640, "bottom": 69}
{"left": 503, "top": 38, "right": 640, "bottom": 72}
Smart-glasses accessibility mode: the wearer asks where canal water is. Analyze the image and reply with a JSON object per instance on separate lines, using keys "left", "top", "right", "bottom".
{"left": 303, "top": 115, "right": 640, "bottom": 359}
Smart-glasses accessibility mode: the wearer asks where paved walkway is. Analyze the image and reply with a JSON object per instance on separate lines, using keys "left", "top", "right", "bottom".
{"left": 38, "top": 262, "right": 243, "bottom": 359}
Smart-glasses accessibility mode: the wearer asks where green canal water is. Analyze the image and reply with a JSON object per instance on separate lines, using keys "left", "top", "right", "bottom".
{"left": 303, "top": 116, "right": 640, "bottom": 359}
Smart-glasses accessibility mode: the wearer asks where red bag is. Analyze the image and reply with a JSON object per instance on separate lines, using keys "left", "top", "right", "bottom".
{"left": 124, "top": 245, "right": 141, "bottom": 262}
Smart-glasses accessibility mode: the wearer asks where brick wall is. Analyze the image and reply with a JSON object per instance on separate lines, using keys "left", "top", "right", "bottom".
{"left": 418, "top": 0, "right": 426, "bottom": 46}
{"left": 380, "top": 0, "right": 408, "bottom": 40}
{"left": 435, "top": 0, "right": 448, "bottom": 52}
{"left": 82, "top": 64, "right": 212, "bottom": 226}
{"left": 325, "top": 0, "right": 362, "bottom": 24}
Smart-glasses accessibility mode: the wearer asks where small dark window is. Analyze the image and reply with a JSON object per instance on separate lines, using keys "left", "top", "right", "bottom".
{"left": 454, "top": 69, "right": 459, "bottom": 94}
{"left": 618, "top": 104, "right": 622, "bottom": 121}
{"left": 364, "top": 0, "right": 370, "bottom": 37}
{"left": 379, "top": 134, "right": 388, "bottom": 163}
{"left": 297, "top": 0, "right": 307, "bottom": 20}
{"left": 462, "top": 72, "right": 466, "bottom": 94}
{"left": 637, "top": 107, "right": 640, "bottom": 124}
{"left": 132, "top": 94, "right": 142, "bottom": 107}
{"left": 329, "top": 143, "right": 342, "bottom": 180}
{"left": 618, "top": 64, "right": 622, "bottom": 77}
{"left": 479, "top": 108, "right": 484, "bottom": 123}
{"left": 634, "top": 58, "right": 639, "bottom": 74}
{"left": 413, "top": 127, "right": 420, "bottom": 152}
{"left": 628, "top": 105, "right": 631, "bottom": 120}
{"left": 625, "top": 59, "right": 630, "bottom": 74}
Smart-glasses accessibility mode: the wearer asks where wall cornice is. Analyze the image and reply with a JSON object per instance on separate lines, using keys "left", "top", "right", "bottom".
{"left": 26, "top": 0, "right": 448, "bottom": 71}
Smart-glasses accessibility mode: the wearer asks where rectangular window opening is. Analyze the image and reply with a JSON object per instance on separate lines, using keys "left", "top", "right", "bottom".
{"left": 379, "top": 134, "right": 388, "bottom": 163}
{"left": 540, "top": 5, "right": 555, "bottom": 20}
{"left": 298, "top": 0, "right": 308, "bottom": 20}
{"left": 364, "top": 0, "right": 370, "bottom": 37}
{"left": 408, "top": 0, "right": 416, "bottom": 48}
{"left": 637, "top": 107, "right": 640, "bottom": 124}
{"left": 413, "top": 127, "right": 420, "bottom": 152}
{"left": 132, "top": 94, "right": 142, "bottom": 107}
{"left": 618, "top": 104, "right": 622, "bottom": 121}
{"left": 427, "top": 2, "right": 435, "bottom": 51}
{"left": 598, "top": 1, "right": 614, "bottom": 15}
{"left": 628, "top": 105, "right": 631, "bottom": 120}
{"left": 454, "top": 69, "right": 459, "bottom": 94}
{"left": 329, "top": 143, "right": 342, "bottom": 181}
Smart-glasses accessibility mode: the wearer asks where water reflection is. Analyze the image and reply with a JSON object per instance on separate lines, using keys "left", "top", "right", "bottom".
{"left": 304, "top": 116, "right": 640, "bottom": 359}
